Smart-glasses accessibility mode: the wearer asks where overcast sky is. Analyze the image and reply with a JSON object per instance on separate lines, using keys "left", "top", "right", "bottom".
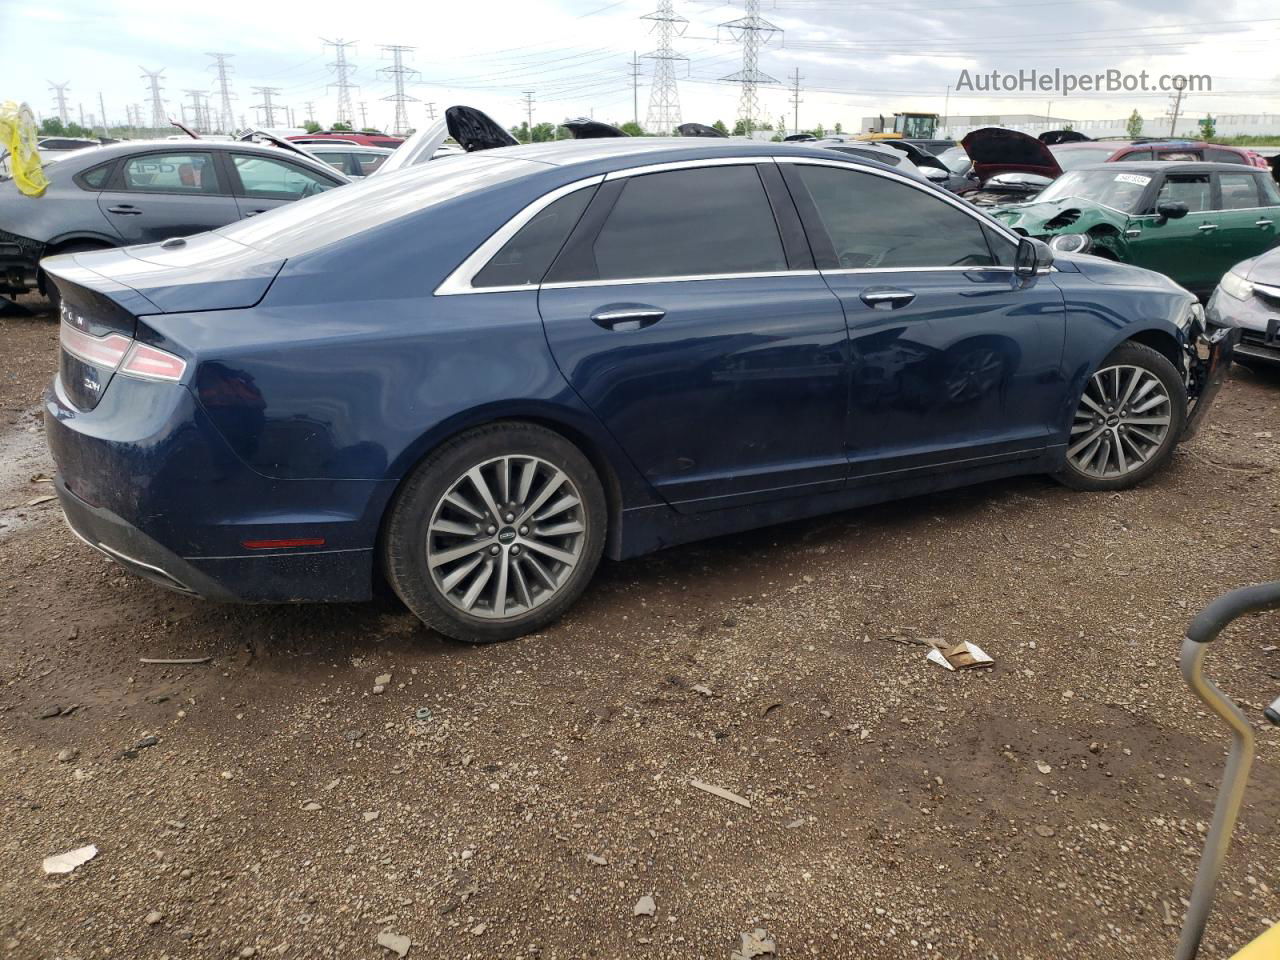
{"left": 1, "top": 0, "right": 1277, "bottom": 133}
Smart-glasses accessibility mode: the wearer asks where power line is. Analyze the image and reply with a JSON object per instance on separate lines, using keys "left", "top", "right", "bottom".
{"left": 251, "top": 86, "right": 282, "bottom": 127}
{"left": 47, "top": 81, "right": 70, "bottom": 125}
{"left": 98, "top": 91, "right": 109, "bottom": 135}
{"left": 788, "top": 67, "right": 802, "bottom": 135}
{"left": 322, "top": 37, "right": 359, "bottom": 127}
{"left": 642, "top": 0, "right": 687, "bottom": 134}
{"left": 378, "top": 44, "right": 420, "bottom": 136}
{"left": 719, "top": 0, "right": 781, "bottom": 133}
{"left": 628, "top": 53, "right": 641, "bottom": 127}
{"left": 207, "top": 53, "right": 236, "bottom": 133}
{"left": 522, "top": 90, "right": 535, "bottom": 138}
{"left": 183, "top": 90, "right": 205, "bottom": 131}
{"left": 140, "top": 67, "right": 167, "bottom": 129}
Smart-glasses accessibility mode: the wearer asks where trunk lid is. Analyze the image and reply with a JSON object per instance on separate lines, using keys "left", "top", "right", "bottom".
{"left": 47, "top": 232, "right": 285, "bottom": 315}
{"left": 43, "top": 233, "right": 284, "bottom": 411}
{"left": 961, "top": 127, "right": 1063, "bottom": 184}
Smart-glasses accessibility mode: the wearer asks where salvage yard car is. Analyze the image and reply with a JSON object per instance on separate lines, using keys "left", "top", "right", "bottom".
{"left": 992, "top": 161, "right": 1280, "bottom": 299}
{"left": 1207, "top": 245, "right": 1280, "bottom": 369}
{"left": 41, "top": 138, "right": 1233, "bottom": 643}
{"left": 0, "top": 138, "right": 347, "bottom": 312}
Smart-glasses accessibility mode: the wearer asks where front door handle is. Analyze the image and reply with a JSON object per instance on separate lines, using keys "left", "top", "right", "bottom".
{"left": 245, "top": 209, "right": 268, "bottom": 217}
{"left": 1257, "top": 219, "right": 1274, "bottom": 228}
{"left": 860, "top": 288, "right": 916, "bottom": 310}
{"left": 106, "top": 205, "right": 142, "bottom": 215}
{"left": 590, "top": 306, "right": 665, "bottom": 331}
{"left": 1198, "top": 223, "right": 1219, "bottom": 233}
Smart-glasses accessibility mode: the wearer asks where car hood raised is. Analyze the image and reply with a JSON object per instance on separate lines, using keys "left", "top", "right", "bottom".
{"left": 53, "top": 232, "right": 284, "bottom": 314}
{"left": 961, "top": 127, "right": 1062, "bottom": 183}
{"left": 992, "top": 196, "right": 1126, "bottom": 235}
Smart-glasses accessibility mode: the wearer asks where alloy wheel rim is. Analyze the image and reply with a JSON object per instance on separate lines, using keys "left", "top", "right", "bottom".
{"left": 426, "top": 455, "right": 586, "bottom": 620}
{"left": 1067, "top": 364, "right": 1172, "bottom": 479}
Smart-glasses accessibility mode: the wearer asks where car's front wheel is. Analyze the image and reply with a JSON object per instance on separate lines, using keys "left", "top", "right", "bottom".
{"left": 1054, "top": 341, "right": 1187, "bottom": 491}
{"left": 382, "top": 422, "right": 607, "bottom": 643}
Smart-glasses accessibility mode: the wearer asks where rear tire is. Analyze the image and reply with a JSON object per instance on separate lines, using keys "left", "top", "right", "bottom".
{"left": 382, "top": 422, "right": 607, "bottom": 643}
{"left": 1053, "top": 341, "right": 1186, "bottom": 492}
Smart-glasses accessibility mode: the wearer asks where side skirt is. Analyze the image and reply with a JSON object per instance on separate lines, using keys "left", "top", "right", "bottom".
{"left": 611, "top": 447, "right": 1064, "bottom": 560}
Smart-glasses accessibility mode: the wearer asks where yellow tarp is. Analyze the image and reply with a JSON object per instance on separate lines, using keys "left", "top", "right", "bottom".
{"left": 1231, "top": 920, "right": 1280, "bottom": 959}
{"left": 0, "top": 101, "right": 48, "bottom": 197}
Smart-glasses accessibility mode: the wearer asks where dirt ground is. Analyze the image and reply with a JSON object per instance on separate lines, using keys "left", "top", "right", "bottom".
{"left": 2, "top": 292, "right": 1279, "bottom": 960}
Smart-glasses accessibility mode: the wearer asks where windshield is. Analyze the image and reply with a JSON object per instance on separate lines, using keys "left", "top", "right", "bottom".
{"left": 1034, "top": 169, "right": 1152, "bottom": 212}
{"left": 1051, "top": 145, "right": 1115, "bottom": 171}
{"left": 938, "top": 146, "right": 970, "bottom": 174}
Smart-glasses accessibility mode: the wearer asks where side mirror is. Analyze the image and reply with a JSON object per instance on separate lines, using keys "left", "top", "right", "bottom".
{"left": 921, "top": 166, "right": 949, "bottom": 182}
{"left": 1156, "top": 200, "right": 1189, "bottom": 223}
{"left": 1015, "top": 236, "right": 1054, "bottom": 277}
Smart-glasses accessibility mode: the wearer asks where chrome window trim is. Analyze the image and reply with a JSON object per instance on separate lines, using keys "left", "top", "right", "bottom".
{"left": 435, "top": 175, "right": 605, "bottom": 296}
{"left": 820, "top": 265, "right": 1015, "bottom": 275}
{"left": 541, "top": 270, "right": 821, "bottom": 291}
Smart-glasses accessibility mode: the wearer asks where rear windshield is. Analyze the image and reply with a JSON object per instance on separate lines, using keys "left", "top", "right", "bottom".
{"left": 1051, "top": 146, "right": 1115, "bottom": 170}
{"left": 213, "top": 154, "right": 534, "bottom": 258}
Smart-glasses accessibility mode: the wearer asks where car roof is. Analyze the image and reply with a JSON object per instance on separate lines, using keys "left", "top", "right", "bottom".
{"left": 43, "top": 138, "right": 335, "bottom": 172}
{"left": 454, "top": 137, "right": 903, "bottom": 171}
{"left": 1076, "top": 160, "right": 1263, "bottom": 173}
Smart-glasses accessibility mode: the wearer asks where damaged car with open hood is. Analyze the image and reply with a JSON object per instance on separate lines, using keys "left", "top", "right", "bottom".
{"left": 992, "top": 160, "right": 1280, "bottom": 300}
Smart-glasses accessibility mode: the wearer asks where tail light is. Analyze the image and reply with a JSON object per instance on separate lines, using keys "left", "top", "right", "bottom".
{"left": 60, "top": 322, "right": 187, "bottom": 383}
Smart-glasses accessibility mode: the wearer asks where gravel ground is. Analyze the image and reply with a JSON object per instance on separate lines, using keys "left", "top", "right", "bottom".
{"left": 2, "top": 293, "right": 1279, "bottom": 960}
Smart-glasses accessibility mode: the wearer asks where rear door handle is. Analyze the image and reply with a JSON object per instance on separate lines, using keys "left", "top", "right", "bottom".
{"left": 106, "top": 205, "right": 141, "bottom": 215}
{"left": 1197, "top": 223, "right": 1219, "bottom": 233}
{"left": 245, "top": 209, "right": 268, "bottom": 217}
{"left": 1257, "top": 219, "right": 1274, "bottom": 228}
{"left": 590, "top": 306, "right": 665, "bottom": 331}
{"left": 860, "top": 288, "right": 916, "bottom": 310}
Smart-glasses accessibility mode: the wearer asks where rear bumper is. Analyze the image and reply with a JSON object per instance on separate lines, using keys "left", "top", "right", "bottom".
{"left": 45, "top": 376, "right": 391, "bottom": 604}
{"left": 57, "top": 475, "right": 378, "bottom": 602}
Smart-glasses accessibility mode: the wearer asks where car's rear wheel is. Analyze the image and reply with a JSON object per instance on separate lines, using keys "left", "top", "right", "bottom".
{"left": 1054, "top": 342, "right": 1187, "bottom": 491}
{"left": 382, "top": 422, "right": 607, "bottom": 643}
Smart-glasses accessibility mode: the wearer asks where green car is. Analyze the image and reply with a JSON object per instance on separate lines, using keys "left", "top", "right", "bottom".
{"left": 993, "top": 161, "right": 1280, "bottom": 299}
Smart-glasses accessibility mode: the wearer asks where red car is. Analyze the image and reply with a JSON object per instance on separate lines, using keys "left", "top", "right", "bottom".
{"left": 287, "top": 131, "right": 404, "bottom": 150}
{"left": 1050, "top": 139, "right": 1269, "bottom": 172}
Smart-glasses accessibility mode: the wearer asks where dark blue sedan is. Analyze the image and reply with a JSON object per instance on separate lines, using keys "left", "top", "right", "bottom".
{"left": 42, "top": 138, "right": 1234, "bottom": 642}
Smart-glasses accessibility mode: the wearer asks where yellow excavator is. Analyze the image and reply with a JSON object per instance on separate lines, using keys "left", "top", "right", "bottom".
{"left": 857, "top": 111, "right": 940, "bottom": 141}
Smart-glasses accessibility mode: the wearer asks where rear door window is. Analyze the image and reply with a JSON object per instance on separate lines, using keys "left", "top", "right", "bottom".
{"left": 793, "top": 163, "right": 1004, "bottom": 269}
{"left": 231, "top": 153, "right": 338, "bottom": 200}
{"left": 120, "top": 152, "right": 222, "bottom": 194}
{"left": 574, "top": 165, "right": 788, "bottom": 282}
{"left": 1216, "top": 173, "right": 1261, "bottom": 210}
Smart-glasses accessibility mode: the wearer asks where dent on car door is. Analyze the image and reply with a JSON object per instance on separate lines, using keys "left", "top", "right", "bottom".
{"left": 536, "top": 162, "right": 851, "bottom": 514}
{"left": 229, "top": 153, "right": 340, "bottom": 218}
{"left": 95, "top": 151, "right": 239, "bottom": 244}
{"left": 780, "top": 160, "right": 1066, "bottom": 478}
